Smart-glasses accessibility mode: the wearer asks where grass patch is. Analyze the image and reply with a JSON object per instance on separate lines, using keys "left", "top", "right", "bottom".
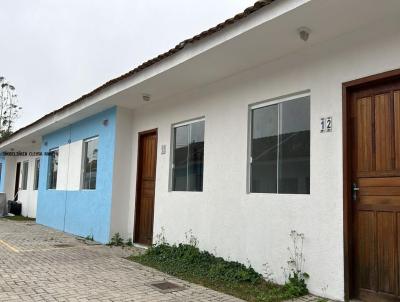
{"left": 2, "top": 215, "right": 35, "bottom": 221}
{"left": 129, "top": 243, "right": 305, "bottom": 302}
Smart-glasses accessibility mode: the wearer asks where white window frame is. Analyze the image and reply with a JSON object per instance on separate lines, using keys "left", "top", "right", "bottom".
{"left": 247, "top": 91, "right": 311, "bottom": 194}
{"left": 169, "top": 117, "right": 205, "bottom": 192}
{"left": 21, "top": 160, "right": 29, "bottom": 191}
{"left": 81, "top": 136, "right": 99, "bottom": 190}
{"left": 47, "top": 148, "right": 59, "bottom": 190}
{"left": 33, "top": 158, "right": 40, "bottom": 191}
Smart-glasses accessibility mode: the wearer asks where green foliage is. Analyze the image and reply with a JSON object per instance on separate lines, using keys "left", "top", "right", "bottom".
{"left": 0, "top": 129, "right": 13, "bottom": 143}
{"left": 128, "top": 229, "right": 312, "bottom": 301}
{"left": 130, "top": 241, "right": 304, "bottom": 302}
{"left": 0, "top": 77, "right": 22, "bottom": 137}
{"left": 283, "top": 230, "right": 309, "bottom": 297}
{"left": 139, "top": 243, "right": 262, "bottom": 284}
{"left": 283, "top": 272, "right": 309, "bottom": 297}
{"left": 107, "top": 233, "right": 124, "bottom": 246}
{"left": 107, "top": 234, "right": 135, "bottom": 248}
{"left": 85, "top": 234, "right": 94, "bottom": 241}
{"left": 3, "top": 215, "right": 35, "bottom": 221}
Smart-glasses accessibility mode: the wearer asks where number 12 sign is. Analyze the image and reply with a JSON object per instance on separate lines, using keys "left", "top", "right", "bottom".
{"left": 320, "top": 117, "right": 333, "bottom": 133}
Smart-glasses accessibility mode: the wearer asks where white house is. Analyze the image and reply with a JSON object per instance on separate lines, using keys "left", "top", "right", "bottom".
{"left": 1, "top": 1, "right": 400, "bottom": 300}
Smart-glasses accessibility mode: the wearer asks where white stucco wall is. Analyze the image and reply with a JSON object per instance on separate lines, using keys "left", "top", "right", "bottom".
{"left": 4, "top": 154, "right": 40, "bottom": 218}
{"left": 110, "top": 107, "right": 134, "bottom": 239}
{"left": 57, "top": 145, "right": 69, "bottom": 190}
{"left": 115, "top": 15, "right": 399, "bottom": 300}
{"left": 3, "top": 156, "right": 17, "bottom": 200}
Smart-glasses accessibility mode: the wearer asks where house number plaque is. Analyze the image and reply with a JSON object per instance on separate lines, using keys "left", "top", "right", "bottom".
{"left": 320, "top": 117, "right": 332, "bottom": 133}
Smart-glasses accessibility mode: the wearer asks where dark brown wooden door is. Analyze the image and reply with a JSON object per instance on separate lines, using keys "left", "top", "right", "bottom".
{"left": 134, "top": 130, "right": 157, "bottom": 245}
{"left": 351, "top": 80, "right": 400, "bottom": 302}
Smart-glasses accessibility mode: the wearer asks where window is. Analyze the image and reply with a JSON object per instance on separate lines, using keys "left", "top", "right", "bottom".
{"left": 82, "top": 137, "right": 98, "bottom": 190}
{"left": 22, "top": 161, "right": 29, "bottom": 190}
{"left": 33, "top": 158, "right": 40, "bottom": 190}
{"left": 172, "top": 119, "right": 205, "bottom": 191}
{"left": 47, "top": 149, "right": 58, "bottom": 189}
{"left": 0, "top": 163, "right": 2, "bottom": 184}
{"left": 250, "top": 95, "right": 310, "bottom": 194}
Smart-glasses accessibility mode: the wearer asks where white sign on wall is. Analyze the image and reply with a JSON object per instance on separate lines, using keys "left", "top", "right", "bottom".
{"left": 320, "top": 117, "right": 333, "bottom": 133}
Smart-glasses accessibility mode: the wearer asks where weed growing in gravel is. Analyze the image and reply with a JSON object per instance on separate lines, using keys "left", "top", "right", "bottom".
{"left": 107, "top": 233, "right": 124, "bottom": 246}
{"left": 85, "top": 234, "right": 94, "bottom": 241}
{"left": 282, "top": 230, "right": 309, "bottom": 297}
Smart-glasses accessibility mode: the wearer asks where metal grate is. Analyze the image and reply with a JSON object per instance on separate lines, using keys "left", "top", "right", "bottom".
{"left": 148, "top": 281, "right": 185, "bottom": 293}
{"left": 53, "top": 244, "right": 74, "bottom": 248}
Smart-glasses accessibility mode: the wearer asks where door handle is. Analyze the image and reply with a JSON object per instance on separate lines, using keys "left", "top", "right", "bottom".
{"left": 352, "top": 183, "right": 359, "bottom": 201}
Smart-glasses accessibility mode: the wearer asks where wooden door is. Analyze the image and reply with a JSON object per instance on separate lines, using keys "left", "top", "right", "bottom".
{"left": 134, "top": 130, "right": 157, "bottom": 245}
{"left": 350, "top": 79, "right": 400, "bottom": 301}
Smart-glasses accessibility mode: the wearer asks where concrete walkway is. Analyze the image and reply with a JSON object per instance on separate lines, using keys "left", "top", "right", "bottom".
{"left": 0, "top": 219, "right": 328, "bottom": 302}
{"left": 0, "top": 219, "right": 242, "bottom": 301}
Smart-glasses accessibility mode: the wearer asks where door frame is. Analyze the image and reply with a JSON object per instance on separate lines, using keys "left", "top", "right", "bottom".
{"left": 342, "top": 68, "right": 400, "bottom": 301}
{"left": 133, "top": 128, "right": 158, "bottom": 245}
{"left": 14, "top": 162, "right": 21, "bottom": 201}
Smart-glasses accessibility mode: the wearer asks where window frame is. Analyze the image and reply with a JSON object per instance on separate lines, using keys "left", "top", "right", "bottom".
{"left": 169, "top": 117, "right": 205, "bottom": 192}
{"left": 81, "top": 136, "right": 99, "bottom": 190}
{"left": 33, "top": 158, "right": 40, "bottom": 191}
{"left": 21, "top": 160, "right": 29, "bottom": 190}
{"left": 247, "top": 91, "right": 311, "bottom": 194}
{"left": 47, "top": 148, "right": 59, "bottom": 190}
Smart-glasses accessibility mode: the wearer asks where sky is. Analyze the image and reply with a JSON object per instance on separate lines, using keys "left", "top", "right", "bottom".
{"left": 0, "top": 0, "right": 256, "bottom": 130}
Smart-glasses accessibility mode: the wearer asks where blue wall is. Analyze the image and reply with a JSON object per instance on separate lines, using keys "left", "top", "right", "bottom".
{"left": 36, "top": 107, "right": 117, "bottom": 243}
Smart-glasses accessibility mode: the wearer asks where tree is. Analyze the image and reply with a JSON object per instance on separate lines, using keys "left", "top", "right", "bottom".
{"left": 0, "top": 77, "right": 22, "bottom": 142}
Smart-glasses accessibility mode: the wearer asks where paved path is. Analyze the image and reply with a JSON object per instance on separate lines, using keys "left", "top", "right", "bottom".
{"left": 0, "top": 219, "right": 243, "bottom": 302}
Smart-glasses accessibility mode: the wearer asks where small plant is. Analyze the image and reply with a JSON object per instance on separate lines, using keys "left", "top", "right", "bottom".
{"left": 262, "top": 262, "right": 274, "bottom": 283}
{"left": 126, "top": 238, "right": 133, "bottom": 246}
{"left": 184, "top": 229, "right": 198, "bottom": 247}
{"left": 154, "top": 227, "right": 166, "bottom": 245}
{"left": 108, "top": 233, "right": 124, "bottom": 246}
{"left": 85, "top": 234, "right": 94, "bottom": 241}
{"left": 212, "top": 246, "right": 218, "bottom": 256}
{"left": 282, "top": 230, "right": 309, "bottom": 297}
{"left": 316, "top": 285, "right": 329, "bottom": 302}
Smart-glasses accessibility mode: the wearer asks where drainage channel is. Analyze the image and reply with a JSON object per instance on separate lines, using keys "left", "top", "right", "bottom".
{"left": 148, "top": 281, "right": 186, "bottom": 294}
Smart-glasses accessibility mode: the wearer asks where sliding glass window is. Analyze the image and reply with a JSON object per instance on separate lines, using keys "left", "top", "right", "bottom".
{"left": 33, "top": 158, "right": 40, "bottom": 190}
{"left": 172, "top": 119, "right": 205, "bottom": 192}
{"left": 82, "top": 137, "right": 98, "bottom": 190}
{"left": 22, "top": 161, "right": 29, "bottom": 190}
{"left": 47, "top": 149, "right": 58, "bottom": 189}
{"left": 250, "top": 95, "right": 310, "bottom": 194}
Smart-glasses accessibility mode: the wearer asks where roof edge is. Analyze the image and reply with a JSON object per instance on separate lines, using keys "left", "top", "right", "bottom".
{"left": 1, "top": 0, "right": 277, "bottom": 147}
